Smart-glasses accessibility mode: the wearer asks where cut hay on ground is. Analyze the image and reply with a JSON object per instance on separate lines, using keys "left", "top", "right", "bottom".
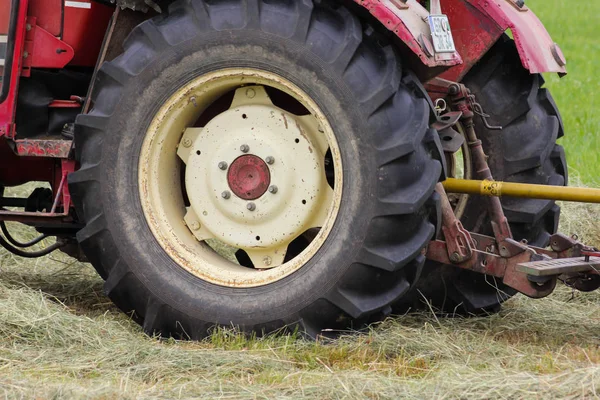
{"left": 0, "top": 180, "right": 599, "bottom": 399}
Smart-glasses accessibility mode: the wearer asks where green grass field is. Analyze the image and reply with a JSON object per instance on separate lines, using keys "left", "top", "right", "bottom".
{"left": 533, "top": 0, "right": 600, "bottom": 183}
{"left": 1, "top": 1, "right": 600, "bottom": 398}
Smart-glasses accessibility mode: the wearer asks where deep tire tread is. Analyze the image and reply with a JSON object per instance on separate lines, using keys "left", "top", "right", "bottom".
{"left": 71, "top": 0, "right": 442, "bottom": 339}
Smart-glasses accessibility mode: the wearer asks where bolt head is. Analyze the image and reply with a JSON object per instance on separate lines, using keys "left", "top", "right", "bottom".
{"left": 189, "top": 221, "right": 200, "bottom": 231}
{"left": 246, "top": 202, "right": 256, "bottom": 211}
{"left": 240, "top": 144, "right": 250, "bottom": 153}
{"left": 221, "top": 191, "right": 231, "bottom": 199}
{"left": 218, "top": 161, "right": 228, "bottom": 170}
{"left": 246, "top": 88, "right": 256, "bottom": 99}
{"left": 182, "top": 138, "right": 193, "bottom": 148}
{"left": 265, "top": 156, "right": 275, "bottom": 165}
{"left": 263, "top": 256, "right": 272, "bottom": 266}
{"left": 268, "top": 185, "right": 278, "bottom": 194}
{"left": 450, "top": 252, "right": 461, "bottom": 263}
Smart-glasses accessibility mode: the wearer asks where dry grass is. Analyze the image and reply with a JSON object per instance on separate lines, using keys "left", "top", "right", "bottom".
{"left": 0, "top": 179, "right": 599, "bottom": 399}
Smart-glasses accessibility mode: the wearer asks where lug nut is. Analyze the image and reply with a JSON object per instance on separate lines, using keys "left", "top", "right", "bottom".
{"left": 265, "top": 156, "right": 275, "bottom": 165}
{"left": 268, "top": 185, "right": 278, "bottom": 194}
{"left": 189, "top": 221, "right": 200, "bottom": 231}
{"left": 218, "top": 161, "right": 228, "bottom": 170}
{"left": 221, "top": 191, "right": 231, "bottom": 199}
{"left": 246, "top": 202, "right": 256, "bottom": 211}
{"left": 240, "top": 144, "right": 250, "bottom": 153}
{"left": 182, "top": 138, "right": 193, "bottom": 148}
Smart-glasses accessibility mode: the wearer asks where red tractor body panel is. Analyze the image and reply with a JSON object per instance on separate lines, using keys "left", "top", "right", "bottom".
{"left": 441, "top": 0, "right": 567, "bottom": 81}
{"left": 354, "top": 0, "right": 463, "bottom": 68}
{"left": 0, "top": 0, "right": 567, "bottom": 205}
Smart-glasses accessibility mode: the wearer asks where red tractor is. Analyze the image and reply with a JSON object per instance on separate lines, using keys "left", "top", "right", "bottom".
{"left": 1, "top": 0, "right": 596, "bottom": 339}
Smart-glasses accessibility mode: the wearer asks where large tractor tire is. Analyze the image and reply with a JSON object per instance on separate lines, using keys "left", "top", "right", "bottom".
{"left": 69, "top": 0, "right": 444, "bottom": 338}
{"left": 405, "top": 38, "right": 568, "bottom": 314}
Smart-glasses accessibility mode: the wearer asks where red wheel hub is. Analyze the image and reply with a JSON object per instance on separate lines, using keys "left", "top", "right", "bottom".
{"left": 227, "top": 155, "right": 271, "bottom": 200}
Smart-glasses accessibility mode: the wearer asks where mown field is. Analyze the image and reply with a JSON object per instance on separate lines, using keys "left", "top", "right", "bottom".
{"left": 1, "top": 0, "right": 599, "bottom": 398}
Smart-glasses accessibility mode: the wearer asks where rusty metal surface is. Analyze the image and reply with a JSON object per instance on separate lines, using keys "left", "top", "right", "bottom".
{"left": 440, "top": 0, "right": 566, "bottom": 82}
{"left": 15, "top": 138, "right": 72, "bottom": 158}
{"left": 436, "top": 182, "right": 475, "bottom": 263}
{"left": 354, "top": 0, "right": 462, "bottom": 68}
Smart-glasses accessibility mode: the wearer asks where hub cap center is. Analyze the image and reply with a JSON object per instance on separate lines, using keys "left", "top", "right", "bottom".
{"left": 227, "top": 155, "right": 270, "bottom": 200}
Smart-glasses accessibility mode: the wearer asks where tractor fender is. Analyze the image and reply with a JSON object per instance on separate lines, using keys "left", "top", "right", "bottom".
{"left": 468, "top": 0, "right": 566, "bottom": 74}
{"left": 354, "top": 0, "right": 462, "bottom": 68}
{"left": 442, "top": 0, "right": 567, "bottom": 81}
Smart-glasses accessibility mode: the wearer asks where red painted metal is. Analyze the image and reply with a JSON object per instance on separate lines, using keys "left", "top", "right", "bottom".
{"left": 353, "top": 0, "right": 462, "bottom": 68}
{"left": 27, "top": 0, "right": 61, "bottom": 36}
{"left": 227, "top": 155, "right": 271, "bottom": 200}
{"left": 63, "top": 1, "right": 113, "bottom": 66}
{"left": 0, "top": 0, "right": 11, "bottom": 32}
{"left": 0, "top": 137, "right": 55, "bottom": 186}
{"left": 0, "top": 0, "right": 27, "bottom": 138}
{"left": 48, "top": 99, "right": 81, "bottom": 108}
{"left": 24, "top": 21, "right": 75, "bottom": 69}
{"left": 15, "top": 138, "right": 72, "bottom": 158}
{"left": 442, "top": 0, "right": 567, "bottom": 81}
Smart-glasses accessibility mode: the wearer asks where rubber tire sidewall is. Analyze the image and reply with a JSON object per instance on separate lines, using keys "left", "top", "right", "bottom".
{"left": 98, "top": 31, "right": 406, "bottom": 327}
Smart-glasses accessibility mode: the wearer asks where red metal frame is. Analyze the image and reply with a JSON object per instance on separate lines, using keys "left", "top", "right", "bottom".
{"left": 0, "top": 0, "right": 567, "bottom": 232}
{"left": 442, "top": 0, "right": 567, "bottom": 81}
{"left": 0, "top": 0, "right": 27, "bottom": 138}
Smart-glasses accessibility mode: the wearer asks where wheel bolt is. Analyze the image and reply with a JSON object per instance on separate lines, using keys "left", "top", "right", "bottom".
{"left": 268, "top": 185, "right": 278, "bottom": 194}
{"left": 240, "top": 144, "right": 250, "bottom": 153}
{"left": 218, "top": 161, "right": 228, "bottom": 170}
{"left": 182, "top": 138, "right": 193, "bottom": 148}
{"left": 189, "top": 221, "right": 200, "bottom": 231}
{"left": 247, "top": 202, "right": 256, "bottom": 211}
{"left": 221, "top": 191, "right": 231, "bottom": 199}
{"left": 265, "top": 156, "right": 275, "bottom": 165}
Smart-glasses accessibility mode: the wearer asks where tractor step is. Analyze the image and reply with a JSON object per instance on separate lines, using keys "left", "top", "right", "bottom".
{"left": 517, "top": 257, "right": 600, "bottom": 277}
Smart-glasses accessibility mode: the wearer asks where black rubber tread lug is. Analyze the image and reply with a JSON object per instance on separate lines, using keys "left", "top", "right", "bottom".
{"left": 142, "top": 299, "right": 165, "bottom": 336}
{"left": 75, "top": 214, "right": 106, "bottom": 244}
{"left": 401, "top": 71, "right": 436, "bottom": 117}
{"left": 72, "top": 0, "right": 442, "bottom": 339}
{"left": 358, "top": 46, "right": 402, "bottom": 116}
{"left": 103, "top": 258, "right": 131, "bottom": 295}
{"left": 550, "top": 144, "right": 568, "bottom": 185}
{"left": 539, "top": 88, "right": 565, "bottom": 138}
{"left": 327, "top": 267, "right": 411, "bottom": 319}
{"left": 423, "top": 128, "right": 447, "bottom": 181}
{"left": 137, "top": 20, "right": 170, "bottom": 50}
{"left": 371, "top": 93, "right": 429, "bottom": 166}
{"left": 241, "top": 0, "right": 260, "bottom": 29}
{"left": 376, "top": 156, "right": 441, "bottom": 216}
{"left": 451, "top": 275, "right": 510, "bottom": 311}
{"left": 157, "top": 2, "right": 204, "bottom": 45}
{"left": 357, "top": 220, "right": 434, "bottom": 272}
{"left": 75, "top": 113, "right": 109, "bottom": 131}
{"left": 96, "top": 62, "right": 132, "bottom": 87}
{"left": 330, "top": 7, "right": 362, "bottom": 71}
{"left": 290, "top": 0, "right": 313, "bottom": 41}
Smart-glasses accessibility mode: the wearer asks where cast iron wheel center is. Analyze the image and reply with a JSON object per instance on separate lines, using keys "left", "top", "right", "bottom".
{"left": 227, "top": 155, "right": 271, "bottom": 200}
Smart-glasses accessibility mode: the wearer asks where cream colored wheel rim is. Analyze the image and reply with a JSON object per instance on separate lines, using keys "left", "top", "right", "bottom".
{"left": 139, "top": 69, "right": 342, "bottom": 288}
{"left": 446, "top": 123, "right": 472, "bottom": 220}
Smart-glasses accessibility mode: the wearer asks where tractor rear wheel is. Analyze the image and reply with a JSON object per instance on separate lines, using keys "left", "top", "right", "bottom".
{"left": 405, "top": 38, "right": 568, "bottom": 314}
{"left": 69, "top": 0, "right": 443, "bottom": 338}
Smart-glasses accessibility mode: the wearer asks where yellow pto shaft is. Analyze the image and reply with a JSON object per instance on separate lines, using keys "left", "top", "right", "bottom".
{"left": 442, "top": 178, "right": 600, "bottom": 204}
